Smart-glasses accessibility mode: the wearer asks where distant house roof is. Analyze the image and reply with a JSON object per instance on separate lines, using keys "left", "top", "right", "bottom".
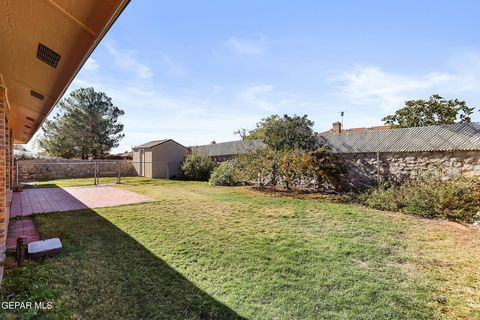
{"left": 319, "top": 124, "right": 391, "bottom": 136}
{"left": 132, "top": 139, "right": 189, "bottom": 150}
{"left": 318, "top": 123, "right": 480, "bottom": 153}
{"left": 191, "top": 139, "right": 266, "bottom": 157}
{"left": 117, "top": 152, "right": 133, "bottom": 158}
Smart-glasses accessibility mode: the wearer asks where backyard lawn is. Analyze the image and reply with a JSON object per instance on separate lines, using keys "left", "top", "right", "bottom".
{"left": 2, "top": 178, "right": 479, "bottom": 319}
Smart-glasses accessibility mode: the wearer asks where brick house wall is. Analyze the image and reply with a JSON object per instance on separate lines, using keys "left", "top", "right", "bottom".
{"left": 0, "top": 86, "right": 7, "bottom": 249}
{"left": 0, "top": 86, "right": 13, "bottom": 255}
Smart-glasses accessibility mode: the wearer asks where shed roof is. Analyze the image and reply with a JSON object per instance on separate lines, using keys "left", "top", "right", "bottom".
{"left": 132, "top": 139, "right": 170, "bottom": 149}
{"left": 191, "top": 139, "right": 266, "bottom": 157}
{"left": 133, "top": 139, "right": 190, "bottom": 150}
{"left": 318, "top": 122, "right": 480, "bottom": 153}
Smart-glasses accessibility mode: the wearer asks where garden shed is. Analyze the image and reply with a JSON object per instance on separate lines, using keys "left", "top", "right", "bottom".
{"left": 132, "top": 139, "right": 189, "bottom": 178}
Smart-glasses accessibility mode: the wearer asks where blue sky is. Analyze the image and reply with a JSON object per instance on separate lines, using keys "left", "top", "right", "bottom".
{"left": 37, "top": 0, "right": 480, "bottom": 152}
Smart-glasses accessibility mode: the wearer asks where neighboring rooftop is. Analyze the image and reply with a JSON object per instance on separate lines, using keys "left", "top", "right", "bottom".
{"left": 318, "top": 122, "right": 391, "bottom": 136}
{"left": 318, "top": 122, "right": 480, "bottom": 153}
{"left": 191, "top": 140, "right": 266, "bottom": 157}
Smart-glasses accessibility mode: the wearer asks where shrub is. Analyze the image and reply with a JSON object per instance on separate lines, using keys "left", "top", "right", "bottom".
{"left": 361, "top": 185, "right": 400, "bottom": 211}
{"left": 235, "top": 147, "right": 281, "bottom": 188}
{"left": 209, "top": 161, "right": 241, "bottom": 186}
{"left": 352, "top": 175, "right": 480, "bottom": 223}
{"left": 179, "top": 152, "right": 216, "bottom": 181}
{"left": 235, "top": 146, "right": 344, "bottom": 190}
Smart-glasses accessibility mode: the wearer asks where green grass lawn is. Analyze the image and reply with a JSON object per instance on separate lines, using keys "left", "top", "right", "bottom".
{"left": 2, "top": 178, "right": 479, "bottom": 319}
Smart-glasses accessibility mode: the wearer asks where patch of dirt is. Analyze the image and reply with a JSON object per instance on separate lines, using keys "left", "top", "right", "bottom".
{"left": 441, "top": 220, "right": 469, "bottom": 231}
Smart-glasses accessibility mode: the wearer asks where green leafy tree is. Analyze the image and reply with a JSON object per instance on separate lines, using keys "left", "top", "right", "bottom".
{"left": 382, "top": 94, "right": 475, "bottom": 128}
{"left": 179, "top": 152, "right": 216, "bottom": 181}
{"left": 38, "top": 88, "right": 124, "bottom": 159}
{"left": 245, "top": 114, "right": 316, "bottom": 150}
{"left": 240, "top": 115, "right": 278, "bottom": 141}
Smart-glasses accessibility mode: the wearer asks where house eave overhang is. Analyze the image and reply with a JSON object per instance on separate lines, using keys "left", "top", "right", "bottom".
{"left": 0, "top": 0, "right": 130, "bottom": 144}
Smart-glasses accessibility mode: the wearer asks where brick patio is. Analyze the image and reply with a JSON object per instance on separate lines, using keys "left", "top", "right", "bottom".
{"left": 6, "top": 186, "right": 152, "bottom": 250}
{"left": 6, "top": 219, "right": 40, "bottom": 249}
{"left": 10, "top": 186, "right": 152, "bottom": 218}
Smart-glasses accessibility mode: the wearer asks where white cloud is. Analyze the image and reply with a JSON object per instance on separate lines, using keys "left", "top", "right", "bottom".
{"left": 136, "top": 65, "right": 154, "bottom": 79}
{"left": 446, "top": 50, "right": 480, "bottom": 91}
{"left": 105, "top": 42, "right": 154, "bottom": 79}
{"left": 332, "top": 51, "right": 480, "bottom": 111}
{"left": 211, "top": 84, "right": 223, "bottom": 93}
{"left": 224, "top": 36, "right": 267, "bottom": 55}
{"left": 238, "top": 84, "right": 275, "bottom": 111}
{"left": 158, "top": 52, "right": 186, "bottom": 77}
{"left": 332, "top": 66, "right": 452, "bottom": 110}
{"left": 83, "top": 58, "right": 99, "bottom": 71}
{"left": 237, "top": 85, "right": 311, "bottom": 112}
{"left": 279, "top": 99, "right": 295, "bottom": 105}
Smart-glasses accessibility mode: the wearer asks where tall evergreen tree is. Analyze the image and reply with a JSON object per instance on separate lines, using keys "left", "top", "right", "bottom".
{"left": 38, "top": 87, "right": 125, "bottom": 159}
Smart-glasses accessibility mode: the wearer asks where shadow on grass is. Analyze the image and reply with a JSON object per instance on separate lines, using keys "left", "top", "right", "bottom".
{"left": 1, "top": 209, "right": 245, "bottom": 320}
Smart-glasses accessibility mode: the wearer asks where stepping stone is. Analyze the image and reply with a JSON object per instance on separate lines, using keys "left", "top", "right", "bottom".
{"left": 28, "top": 238, "right": 63, "bottom": 259}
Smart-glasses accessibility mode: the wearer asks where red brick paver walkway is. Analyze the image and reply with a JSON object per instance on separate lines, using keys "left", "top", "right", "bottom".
{"left": 6, "top": 219, "right": 40, "bottom": 249}
{"left": 10, "top": 186, "right": 152, "bottom": 217}
{"left": 11, "top": 188, "right": 88, "bottom": 217}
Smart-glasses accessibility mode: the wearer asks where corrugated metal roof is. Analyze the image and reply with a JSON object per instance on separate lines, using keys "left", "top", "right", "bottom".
{"left": 318, "top": 123, "right": 480, "bottom": 153}
{"left": 191, "top": 139, "right": 266, "bottom": 157}
{"left": 132, "top": 139, "right": 170, "bottom": 149}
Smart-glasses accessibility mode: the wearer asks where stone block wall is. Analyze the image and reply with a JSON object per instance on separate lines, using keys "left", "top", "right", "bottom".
{"left": 339, "top": 150, "right": 480, "bottom": 189}
{"left": 17, "top": 159, "right": 137, "bottom": 183}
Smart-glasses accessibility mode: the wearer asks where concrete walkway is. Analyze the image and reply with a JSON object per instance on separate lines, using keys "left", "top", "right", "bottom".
{"left": 10, "top": 185, "right": 152, "bottom": 217}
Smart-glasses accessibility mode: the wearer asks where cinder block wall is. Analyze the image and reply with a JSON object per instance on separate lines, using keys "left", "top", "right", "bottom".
{"left": 17, "top": 160, "right": 137, "bottom": 182}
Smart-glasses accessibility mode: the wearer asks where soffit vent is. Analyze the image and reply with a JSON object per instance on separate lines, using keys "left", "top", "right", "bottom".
{"left": 30, "top": 90, "right": 45, "bottom": 101}
{"left": 26, "top": 116, "right": 35, "bottom": 122}
{"left": 37, "top": 43, "right": 61, "bottom": 68}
